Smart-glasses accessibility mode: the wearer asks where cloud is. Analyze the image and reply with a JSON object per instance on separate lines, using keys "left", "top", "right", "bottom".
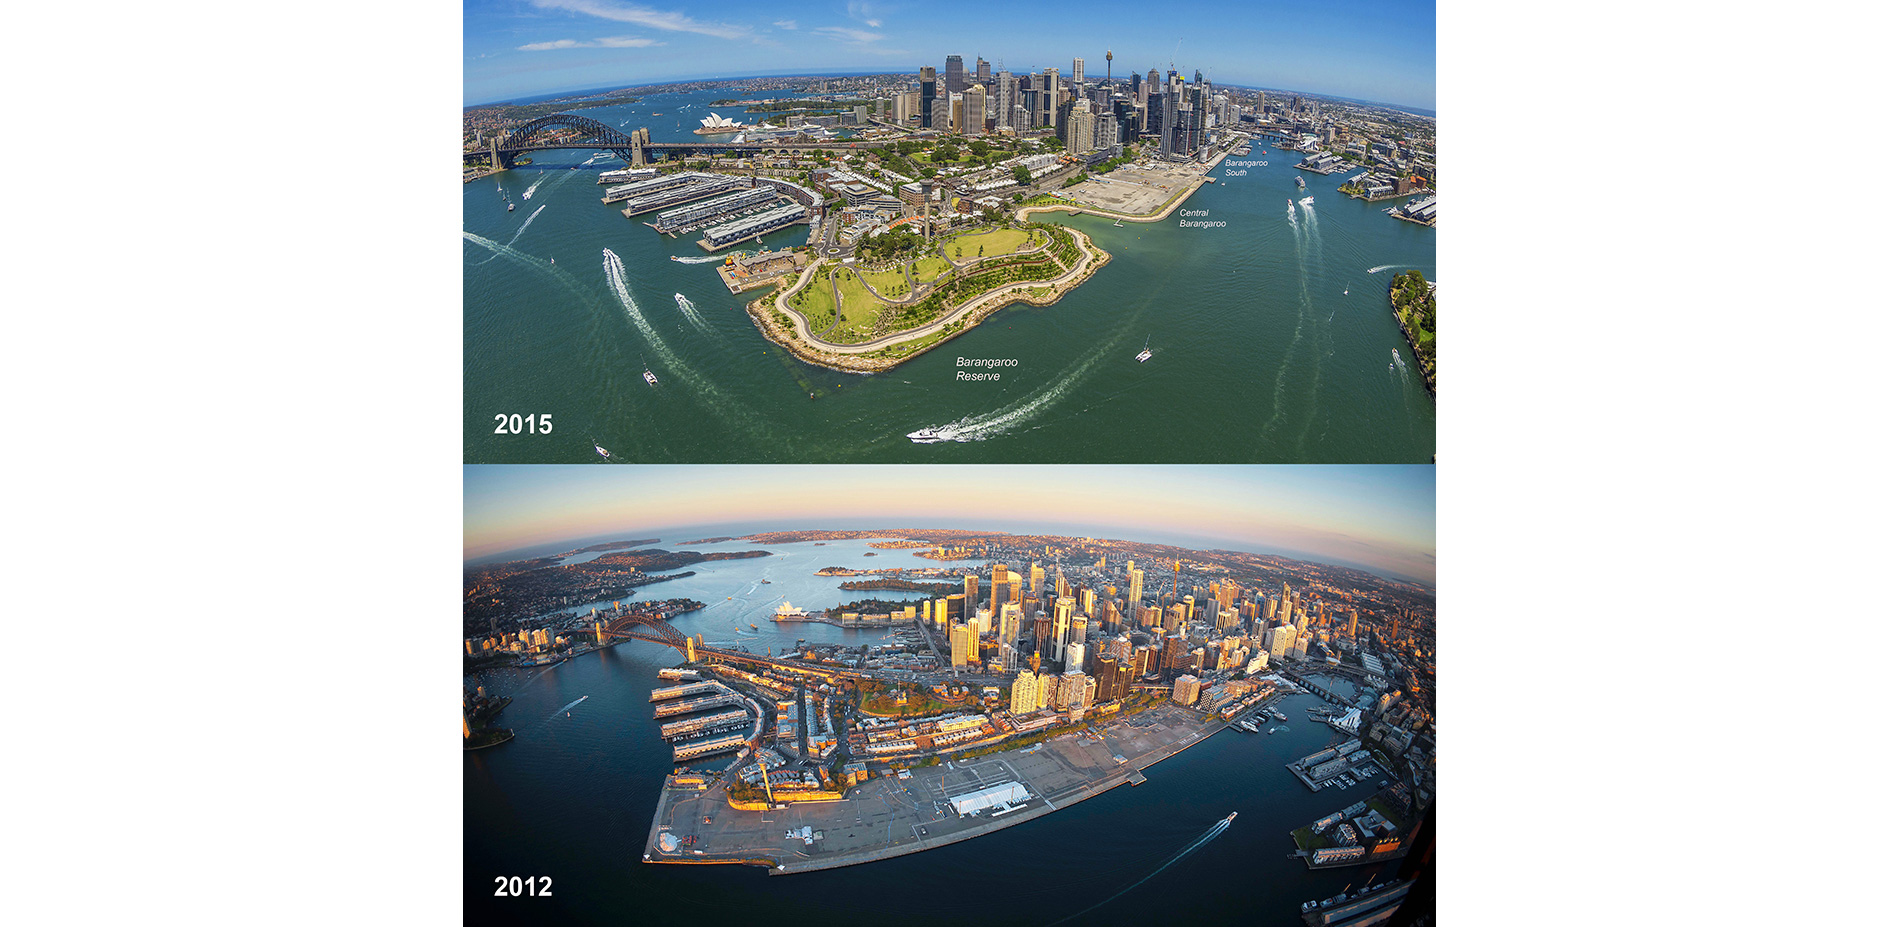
{"left": 519, "top": 35, "right": 666, "bottom": 50}
{"left": 813, "top": 26, "right": 883, "bottom": 44}
{"left": 528, "top": 0, "right": 751, "bottom": 40}
{"left": 773, "top": 19, "right": 798, "bottom": 30}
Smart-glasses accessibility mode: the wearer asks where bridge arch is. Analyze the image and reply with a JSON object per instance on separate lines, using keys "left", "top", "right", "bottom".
{"left": 496, "top": 114, "right": 634, "bottom": 166}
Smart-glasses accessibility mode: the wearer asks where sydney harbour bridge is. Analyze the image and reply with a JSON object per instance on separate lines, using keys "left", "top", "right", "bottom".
{"left": 465, "top": 114, "right": 882, "bottom": 170}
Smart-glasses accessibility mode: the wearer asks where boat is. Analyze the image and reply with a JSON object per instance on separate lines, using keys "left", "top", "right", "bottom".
{"left": 1135, "top": 336, "right": 1152, "bottom": 363}
{"left": 1299, "top": 195, "right": 1315, "bottom": 206}
{"left": 643, "top": 368, "right": 659, "bottom": 386}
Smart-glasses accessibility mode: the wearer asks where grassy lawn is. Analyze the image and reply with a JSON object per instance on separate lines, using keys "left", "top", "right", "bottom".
{"left": 1291, "top": 826, "right": 1328, "bottom": 851}
{"left": 830, "top": 273, "right": 891, "bottom": 344}
{"left": 857, "top": 267, "right": 911, "bottom": 300}
{"left": 910, "top": 254, "right": 952, "bottom": 281}
{"left": 946, "top": 227, "right": 1032, "bottom": 261}
{"left": 787, "top": 271, "right": 837, "bottom": 331}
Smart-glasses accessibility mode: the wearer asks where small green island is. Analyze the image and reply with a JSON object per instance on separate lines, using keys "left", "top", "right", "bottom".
{"left": 746, "top": 219, "right": 1109, "bottom": 373}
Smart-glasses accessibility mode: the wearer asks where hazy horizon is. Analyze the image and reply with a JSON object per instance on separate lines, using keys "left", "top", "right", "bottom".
{"left": 465, "top": 465, "right": 1435, "bottom": 584}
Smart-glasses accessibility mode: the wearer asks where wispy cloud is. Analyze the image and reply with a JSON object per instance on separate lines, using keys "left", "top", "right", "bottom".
{"left": 847, "top": 1, "right": 882, "bottom": 27}
{"left": 519, "top": 35, "right": 666, "bottom": 51}
{"left": 528, "top": 0, "right": 751, "bottom": 40}
{"left": 812, "top": 25, "right": 883, "bottom": 44}
{"left": 772, "top": 19, "right": 798, "bottom": 30}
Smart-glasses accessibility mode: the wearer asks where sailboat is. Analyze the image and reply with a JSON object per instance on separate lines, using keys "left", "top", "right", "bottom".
{"left": 1135, "top": 336, "right": 1153, "bottom": 363}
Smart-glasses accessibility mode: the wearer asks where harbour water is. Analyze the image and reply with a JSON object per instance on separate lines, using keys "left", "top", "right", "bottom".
{"left": 466, "top": 535, "right": 1402, "bottom": 925}
{"left": 464, "top": 89, "right": 1435, "bottom": 463}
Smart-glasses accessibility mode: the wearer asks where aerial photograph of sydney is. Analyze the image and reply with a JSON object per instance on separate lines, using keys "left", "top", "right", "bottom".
{"left": 463, "top": 1, "right": 1436, "bottom": 463}
{"left": 464, "top": 464, "right": 1436, "bottom": 924}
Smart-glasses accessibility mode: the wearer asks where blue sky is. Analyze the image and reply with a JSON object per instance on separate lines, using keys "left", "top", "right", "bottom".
{"left": 465, "top": 0, "right": 1435, "bottom": 109}
{"left": 464, "top": 465, "right": 1436, "bottom": 583}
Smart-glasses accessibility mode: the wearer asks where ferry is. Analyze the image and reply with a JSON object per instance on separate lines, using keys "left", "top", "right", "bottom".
{"left": 643, "top": 368, "right": 659, "bottom": 386}
{"left": 1135, "top": 336, "right": 1153, "bottom": 363}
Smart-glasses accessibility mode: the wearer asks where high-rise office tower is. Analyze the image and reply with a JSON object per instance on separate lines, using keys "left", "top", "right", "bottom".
{"left": 945, "top": 55, "right": 966, "bottom": 94}
{"left": 1039, "top": 69, "right": 1060, "bottom": 126}
{"left": 919, "top": 66, "right": 937, "bottom": 131}
{"left": 1053, "top": 596, "right": 1075, "bottom": 655}
{"left": 1072, "top": 57, "right": 1085, "bottom": 84}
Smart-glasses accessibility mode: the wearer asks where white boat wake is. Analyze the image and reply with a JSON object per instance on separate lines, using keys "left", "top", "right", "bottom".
{"left": 1047, "top": 814, "right": 1235, "bottom": 927}
{"left": 908, "top": 340, "right": 1112, "bottom": 444}
{"left": 674, "top": 292, "right": 714, "bottom": 334}
{"left": 549, "top": 695, "right": 588, "bottom": 719}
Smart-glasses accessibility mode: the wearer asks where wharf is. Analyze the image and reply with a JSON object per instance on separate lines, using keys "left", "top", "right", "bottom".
{"left": 643, "top": 703, "right": 1237, "bottom": 875}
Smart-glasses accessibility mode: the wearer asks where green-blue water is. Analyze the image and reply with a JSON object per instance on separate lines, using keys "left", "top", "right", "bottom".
{"left": 464, "top": 88, "right": 1434, "bottom": 462}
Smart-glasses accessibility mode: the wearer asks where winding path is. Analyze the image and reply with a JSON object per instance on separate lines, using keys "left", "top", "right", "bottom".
{"left": 772, "top": 227, "right": 1097, "bottom": 355}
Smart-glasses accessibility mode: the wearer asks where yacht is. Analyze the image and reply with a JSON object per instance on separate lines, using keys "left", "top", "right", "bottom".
{"left": 1135, "top": 336, "right": 1153, "bottom": 363}
{"left": 643, "top": 368, "right": 659, "bottom": 386}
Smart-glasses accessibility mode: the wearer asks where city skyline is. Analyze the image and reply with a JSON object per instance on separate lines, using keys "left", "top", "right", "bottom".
{"left": 464, "top": 0, "right": 1436, "bottom": 109}
{"left": 465, "top": 464, "right": 1435, "bottom": 583}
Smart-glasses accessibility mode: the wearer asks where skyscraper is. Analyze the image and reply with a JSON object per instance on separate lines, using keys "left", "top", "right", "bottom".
{"left": 919, "top": 66, "right": 937, "bottom": 131}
